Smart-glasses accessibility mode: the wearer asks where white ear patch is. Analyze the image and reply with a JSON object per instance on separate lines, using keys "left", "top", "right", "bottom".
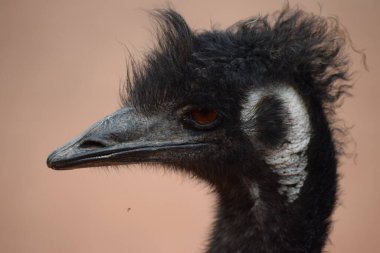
{"left": 242, "top": 86, "right": 311, "bottom": 203}
{"left": 241, "top": 90, "right": 264, "bottom": 123}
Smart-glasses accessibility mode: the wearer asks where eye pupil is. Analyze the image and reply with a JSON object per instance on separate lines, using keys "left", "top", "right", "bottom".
{"left": 191, "top": 108, "right": 218, "bottom": 125}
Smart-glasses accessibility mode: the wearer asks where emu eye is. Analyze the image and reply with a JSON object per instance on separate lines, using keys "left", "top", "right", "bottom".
{"left": 191, "top": 108, "right": 218, "bottom": 125}
{"left": 181, "top": 106, "right": 221, "bottom": 130}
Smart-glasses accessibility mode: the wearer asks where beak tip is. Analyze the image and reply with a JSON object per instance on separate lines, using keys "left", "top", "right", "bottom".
{"left": 47, "top": 150, "right": 62, "bottom": 170}
{"left": 46, "top": 153, "right": 56, "bottom": 169}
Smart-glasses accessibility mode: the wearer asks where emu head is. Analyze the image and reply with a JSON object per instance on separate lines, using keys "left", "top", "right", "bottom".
{"left": 47, "top": 8, "right": 348, "bottom": 203}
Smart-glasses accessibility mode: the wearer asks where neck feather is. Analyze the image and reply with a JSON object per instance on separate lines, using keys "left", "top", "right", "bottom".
{"left": 207, "top": 143, "right": 337, "bottom": 253}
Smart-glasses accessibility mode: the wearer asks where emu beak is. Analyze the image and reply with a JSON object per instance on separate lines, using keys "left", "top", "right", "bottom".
{"left": 47, "top": 107, "right": 207, "bottom": 170}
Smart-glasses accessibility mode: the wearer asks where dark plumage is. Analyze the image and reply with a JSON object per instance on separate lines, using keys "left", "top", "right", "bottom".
{"left": 47, "top": 6, "right": 351, "bottom": 253}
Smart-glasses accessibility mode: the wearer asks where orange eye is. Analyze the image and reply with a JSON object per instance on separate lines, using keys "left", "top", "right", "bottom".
{"left": 190, "top": 108, "right": 218, "bottom": 125}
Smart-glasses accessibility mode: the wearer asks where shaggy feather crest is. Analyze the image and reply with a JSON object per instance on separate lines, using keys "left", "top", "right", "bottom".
{"left": 122, "top": 7, "right": 350, "bottom": 117}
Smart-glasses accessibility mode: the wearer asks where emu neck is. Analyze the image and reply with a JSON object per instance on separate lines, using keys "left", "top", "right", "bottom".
{"left": 207, "top": 180, "right": 333, "bottom": 253}
{"left": 207, "top": 131, "right": 337, "bottom": 253}
{"left": 205, "top": 86, "right": 336, "bottom": 252}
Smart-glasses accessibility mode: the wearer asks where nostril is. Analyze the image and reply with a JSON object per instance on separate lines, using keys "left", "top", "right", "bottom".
{"left": 79, "top": 139, "right": 108, "bottom": 149}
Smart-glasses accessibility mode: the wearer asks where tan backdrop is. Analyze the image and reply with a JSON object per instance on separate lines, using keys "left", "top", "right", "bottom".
{"left": 1, "top": 0, "right": 379, "bottom": 252}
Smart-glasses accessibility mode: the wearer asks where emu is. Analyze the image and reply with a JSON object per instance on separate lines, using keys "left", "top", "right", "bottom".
{"left": 47, "top": 7, "right": 350, "bottom": 253}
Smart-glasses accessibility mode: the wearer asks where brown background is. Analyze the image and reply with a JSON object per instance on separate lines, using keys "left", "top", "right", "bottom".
{"left": 0, "top": 0, "right": 379, "bottom": 252}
